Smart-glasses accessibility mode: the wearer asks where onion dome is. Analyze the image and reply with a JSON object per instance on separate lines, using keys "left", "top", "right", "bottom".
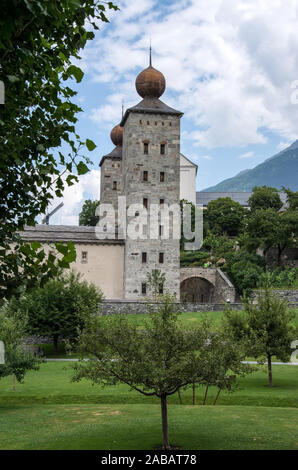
{"left": 110, "top": 124, "right": 123, "bottom": 147}
{"left": 136, "top": 66, "right": 166, "bottom": 99}
{"left": 135, "top": 46, "right": 166, "bottom": 98}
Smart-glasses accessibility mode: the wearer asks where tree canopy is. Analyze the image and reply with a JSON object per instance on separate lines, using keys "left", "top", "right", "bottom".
{"left": 205, "top": 197, "right": 246, "bottom": 237}
{"left": 248, "top": 186, "right": 283, "bottom": 212}
{"left": 223, "top": 286, "right": 296, "bottom": 387}
{"left": 79, "top": 199, "right": 100, "bottom": 226}
{"left": 7, "top": 271, "right": 103, "bottom": 352}
{"left": 0, "top": 305, "right": 40, "bottom": 387}
{"left": 0, "top": 1, "right": 118, "bottom": 300}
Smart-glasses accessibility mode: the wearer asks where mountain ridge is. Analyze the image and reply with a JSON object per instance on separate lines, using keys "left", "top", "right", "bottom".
{"left": 204, "top": 141, "right": 298, "bottom": 192}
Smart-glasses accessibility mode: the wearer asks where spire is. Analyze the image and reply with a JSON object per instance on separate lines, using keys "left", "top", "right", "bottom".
{"left": 149, "top": 39, "right": 152, "bottom": 67}
{"left": 121, "top": 100, "right": 124, "bottom": 118}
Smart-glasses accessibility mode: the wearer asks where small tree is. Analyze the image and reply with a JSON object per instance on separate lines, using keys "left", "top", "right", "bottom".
{"left": 223, "top": 286, "right": 296, "bottom": 387}
{"left": 8, "top": 272, "right": 103, "bottom": 353}
{"left": 0, "top": 308, "right": 40, "bottom": 390}
{"left": 194, "top": 318, "right": 252, "bottom": 405}
{"left": 146, "top": 269, "right": 166, "bottom": 300}
{"left": 71, "top": 294, "right": 204, "bottom": 450}
{"left": 79, "top": 199, "right": 100, "bottom": 226}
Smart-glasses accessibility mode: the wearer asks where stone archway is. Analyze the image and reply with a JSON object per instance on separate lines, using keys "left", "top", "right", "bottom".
{"left": 180, "top": 277, "right": 215, "bottom": 303}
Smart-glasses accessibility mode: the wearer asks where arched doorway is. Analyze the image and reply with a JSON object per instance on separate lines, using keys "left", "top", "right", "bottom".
{"left": 180, "top": 277, "right": 215, "bottom": 303}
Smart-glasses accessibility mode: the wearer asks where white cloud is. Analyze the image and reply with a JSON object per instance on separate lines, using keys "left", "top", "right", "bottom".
{"left": 201, "top": 155, "right": 213, "bottom": 160}
{"left": 43, "top": 170, "right": 101, "bottom": 226}
{"left": 84, "top": 0, "right": 298, "bottom": 148}
{"left": 238, "top": 151, "right": 254, "bottom": 159}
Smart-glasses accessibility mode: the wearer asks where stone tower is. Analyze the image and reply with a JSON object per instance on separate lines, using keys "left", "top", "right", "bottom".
{"left": 99, "top": 123, "right": 124, "bottom": 238}
{"left": 120, "top": 53, "right": 183, "bottom": 300}
{"left": 99, "top": 123, "right": 123, "bottom": 209}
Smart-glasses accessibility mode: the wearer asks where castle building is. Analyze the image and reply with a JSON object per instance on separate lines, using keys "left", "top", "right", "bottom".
{"left": 20, "top": 55, "right": 235, "bottom": 306}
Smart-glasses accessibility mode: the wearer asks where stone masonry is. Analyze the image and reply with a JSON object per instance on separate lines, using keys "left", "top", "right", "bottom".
{"left": 122, "top": 111, "right": 182, "bottom": 300}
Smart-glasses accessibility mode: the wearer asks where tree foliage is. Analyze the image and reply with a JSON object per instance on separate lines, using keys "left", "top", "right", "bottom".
{"left": 7, "top": 272, "right": 103, "bottom": 352}
{"left": 0, "top": 306, "right": 40, "bottom": 387}
{"left": 72, "top": 294, "right": 206, "bottom": 449}
{"left": 0, "top": 1, "right": 118, "bottom": 300}
{"left": 79, "top": 199, "right": 100, "bottom": 226}
{"left": 248, "top": 186, "right": 283, "bottom": 212}
{"left": 205, "top": 197, "right": 246, "bottom": 237}
{"left": 223, "top": 286, "right": 296, "bottom": 387}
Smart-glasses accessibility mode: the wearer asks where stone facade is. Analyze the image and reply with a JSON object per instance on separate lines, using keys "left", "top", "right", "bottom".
{"left": 122, "top": 111, "right": 182, "bottom": 300}
{"left": 100, "top": 155, "right": 122, "bottom": 207}
{"left": 180, "top": 267, "right": 236, "bottom": 303}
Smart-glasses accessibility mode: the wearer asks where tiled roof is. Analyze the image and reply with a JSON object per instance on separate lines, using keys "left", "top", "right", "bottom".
{"left": 121, "top": 97, "right": 183, "bottom": 125}
{"left": 196, "top": 192, "right": 288, "bottom": 207}
{"left": 19, "top": 225, "right": 124, "bottom": 245}
{"left": 99, "top": 146, "right": 122, "bottom": 167}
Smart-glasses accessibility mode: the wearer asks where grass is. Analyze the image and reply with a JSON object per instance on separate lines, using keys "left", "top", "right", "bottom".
{"left": 1, "top": 309, "right": 297, "bottom": 450}
{"left": 0, "top": 362, "right": 297, "bottom": 449}
{"left": 41, "top": 308, "right": 298, "bottom": 358}
{"left": 0, "top": 362, "right": 298, "bottom": 408}
{"left": 1, "top": 403, "right": 298, "bottom": 450}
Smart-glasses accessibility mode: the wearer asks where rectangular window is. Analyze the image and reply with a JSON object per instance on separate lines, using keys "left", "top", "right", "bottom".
{"left": 160, "top": 198, "right": 164, "bottom": 207}
{"left": 143, "top": 171, "right": 148, "bottom": 182}
{"left": 143, "top": 197, "right": 148, "bottom": 209}
{"left": 160, "top": 144, "right": 165, "bottom": 155}
{"left": 143, "top": 142, "right": 149, "bottom": 154}
{"left": 142, "top": 252, "right": 147, "bottom": 263}
{"left": 81, "top": 251, "right": 88, "bottom": 264}
{"left": 142, "top": 283, "right": 147, "bottom": 294}
{"left": 113, "top": 181, "right": 117, "bottom": 190}
{"left": 159, "top": 225, "right": 163, "bottom": 237}
{"left": 159, "top": 252, "right": 164, "bottom": 264}
{"left": 160, "top": 172, "right": 165, "bottom": 182}
{"left": 159, "top": 284, "right": 164, "bottom": 294}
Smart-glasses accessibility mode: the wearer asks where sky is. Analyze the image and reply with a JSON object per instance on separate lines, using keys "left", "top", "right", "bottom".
{"left": 48, "top": 0, "right": 298, "bottom": 225}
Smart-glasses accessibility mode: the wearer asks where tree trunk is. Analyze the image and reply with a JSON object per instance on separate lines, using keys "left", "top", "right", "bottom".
{"left": 12, "top": 374, "right": 16, "bottom": 392}
{"left": 160, "top": 394, "right": 170, "bottom": 450}
{"left": 178, "top": 389, "right": 183, "bottom": 405}
{"left": 267, "top": 354, "right": 273, "bottom": 387}
{"left": 53, "top": 335, "right": 59, "bottom": 354}
{"left": 203, "top": 382, "right": 209, "bottom": 405}
{"left": 213, "top": 388, "right": 221, "bottom": 405}
{"left": 192, "top": 382, "right": 195, "bottom": 405}
{"left": 277, "top": 245, "right": 282, "bottom": 266}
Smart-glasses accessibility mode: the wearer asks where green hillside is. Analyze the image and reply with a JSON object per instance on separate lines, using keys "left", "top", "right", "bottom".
{"left": 205, "top": 141, "right": 298, "bottom": 192}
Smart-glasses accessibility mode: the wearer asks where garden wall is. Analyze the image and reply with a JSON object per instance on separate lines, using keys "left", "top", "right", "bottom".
{"left": 252, "top": 289, "right": 298, "bottom": 306}
{"left": 101, "top": 300, "right": 243, "bottom": 315}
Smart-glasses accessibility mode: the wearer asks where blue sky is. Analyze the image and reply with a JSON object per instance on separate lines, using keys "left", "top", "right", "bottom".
{"left": 49, "top": 0, "right": 298, "bottom": 224}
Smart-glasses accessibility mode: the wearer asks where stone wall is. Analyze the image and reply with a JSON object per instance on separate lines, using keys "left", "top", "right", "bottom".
{"left": 101, "top": 300, "right": 242, "bottom": 315}
{"left": 180, "top": 267, "right": 236, "bottom": 304}
{"left": 252, "top": 289, "right": 298, "bottom": 306}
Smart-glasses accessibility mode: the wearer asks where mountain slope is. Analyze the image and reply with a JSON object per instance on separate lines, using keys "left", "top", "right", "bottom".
{"left": 204, "top": 141, "right": 298, "bottom": 192}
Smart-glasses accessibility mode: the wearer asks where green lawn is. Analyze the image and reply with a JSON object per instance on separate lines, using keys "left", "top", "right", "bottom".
{"left": 1, "top": 309, "right": 297, "bottom": 450}
{"left": 0, "top": 362, "right": 298, "bottom": 408}
{"left": 0, "top": 362, "right": 298, "bottom": 449}
{"left": 1, "top": 403, "right": 297, "bottom": 450}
